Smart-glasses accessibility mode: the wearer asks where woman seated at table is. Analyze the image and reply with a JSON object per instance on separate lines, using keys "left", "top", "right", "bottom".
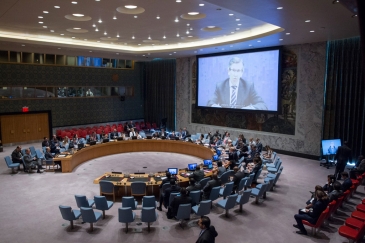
{"left": 129, "top": 128, "right": 137, "bottom": 138}
{"left": 100, "top": 130, "right": 108, "bottom": 140}
{"left": 89, "top": 131, "right": 97, "bottom": 142}
{"left": 135, "top": 131, "right": 142, "bottom": 139}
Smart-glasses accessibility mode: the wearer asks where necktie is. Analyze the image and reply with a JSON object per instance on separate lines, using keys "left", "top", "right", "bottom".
{"left": 231, "top": 86, "right": 237, "bottom": 106}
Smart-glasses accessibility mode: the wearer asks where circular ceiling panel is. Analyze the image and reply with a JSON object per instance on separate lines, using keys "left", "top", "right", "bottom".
{"left": 142, "top": 40, "right": 160, "bottom": 43}
{"left": 66, "top": 28, "right": 88, "bottom": 33}
{"left": 100, "top": 37, "right": 119, "bottom": 41}
{"left": 180, "top": 13, "right": 206, "bottom": 20}
{"left": 65, "top": 15, "right": 92, "bottom": 21}
{"left": 116, "top": 6, "right": 145, "bottom": 14}
{"left": 201, "top": 26, "right": 222, "bottom": 32}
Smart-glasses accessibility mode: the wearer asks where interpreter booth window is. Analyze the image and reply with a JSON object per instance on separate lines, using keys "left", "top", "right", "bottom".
{"left": 57, "top": 87, "right": 68, "bottom": 98}
{"left": 0, "top": 87, "right": 12, "bottom": 99}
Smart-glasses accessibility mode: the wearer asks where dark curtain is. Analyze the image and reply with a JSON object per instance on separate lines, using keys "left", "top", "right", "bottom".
{"left": 144, "top": 59, "right": 176, "bottom": 131}
{"left": 323, "top": 37, "right": 365, "bottom": 158}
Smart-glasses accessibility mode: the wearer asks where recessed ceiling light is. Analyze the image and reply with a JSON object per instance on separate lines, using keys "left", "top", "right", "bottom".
{"left": 163, "top": 35, "right": 166, "bottom": 39}
{"left": 176, "top": 33, "right": 180, "bottom": 37}
{"left": 95, "top": 28, "right": 99, "bottom": 31}
{"left": 277, "top": 7, "right": 283, "bottom": 9}
{"left": 132, "top": 36, "right": 135, "bottom": 39}
{"left": 174, "top": 17, "right": 179, "bottom": 22}
{"left": 73, "top": 13, "right": 84, "bottom": 17}
{"left": 190, "top": 27, "right": 193, "bottom": 30}
{"left": 97, "top": 41, "right": 100, "bottom": 42}
{"left": 279, "top": 39, "right": 283, "bottom": 41}
{"left": 58, "top": 48, "right": 61, "bottom": 49}
{"left": 310, "top": 30, "right": 315, "bottom": 32}
{"left": 286, "top": 32, "right": 290, "bottom": 35}
{"left": 188, "top": 12, "right": 199, "bottom": 15}
{"left": 148, "top": 36, "right": 151, "bottom": 39}
{"left": 72, "top": 1, "right": 77, "bottom": 4}
{"left": 165, "top": 44, "right": 168, "bottom": 45}
{"left": 84, "top": 39, "right": 87, "bottom": 40}
{"left": 54, "top": 6, "right": 60, "bottom": 8}
{"left": 176, "top": 0, "right": 181, "bottom": 2}
{"left": 72, "top": 36, "right": 75, "bottom": 38}
{"left": 199, "top": 4, "right": 204, "bottom": 6}
{"left": 43, "top": 26, "right": 47, "bottom": 28}
{"left": 117, "top": 34, "right": 120, "bottom": 37}
{"left": 60, "top": 34, "right": 64, "bottom": 35}
{"left": 95, "top": 0, "right": 100, "bottom": 1}
{"left": 237, "top": 24, "right": 242, "bottom": 26}
{"left": 186, "top": 31, "right": 189, "bottom": 34}
{"left": 352, "top": 14, "right": 358, "bottom": 18}
{"left": 174, "top": 52, "right": 176, "bottom": 53}
{"left": 134, "top": 16, "right": 138, "bottom": 18}
{"left": 107, "top": 37, "right": 111, "bottom": 38}
{"left": 156, "top": 15, "right": 160, "bottom": 19}
{"left": 231, "top": 32, "right": 235, "bottom": 34}
{"left": 113, "top": 16, "right": 117, "bottom": 20}
{"left": 138, "top": 44, "right": 141, "bottom": 45}
{"left": 229, "top": 13, "right": 234, "bottom": 16}
{"left": 21, "top": 44, "right": 25, "bottom": 46}
{"left": 98, "top": 19, "right": 102, "bottom": 23}
{"left": 332, "top": 0, "right": 339, "bottom": 3}
{"left": 236, "top": 19, "right": 240, "bottom": 21}
{"left": 104, "top": 32, "right": 107, "bottom": 35}
{"left": 257, "top": 40, "right": 261, "bottom": 42}
{"left": 38, "top": 16, "right": 43, "bottom": 18}
{"left": 50, "top": 30, "right": 54, "bottom": 32}
{"left": 169, "top": 54, "right": 172, "bottom": 55}
{"left": 73, "top": 27, "right": 81, "bottom": 30}
{"left": 38, "top": 22, "right": 43, "bottom": 24}
{"left": 207, "top": 26, "right": 215, "bottom": 28}
{"left": 236, "top": 28, "right": 240, "bottom": 30}
{"left": 43, "top": 11, "right": 49, "bottom": 14}
{"left": 125, "top": 5, "right": 137, "bottom": 9}
{"left": 188, "top": 36, "right": 193, "bottom": 38}
{"left": 116, "top": 53, "right": 119, "bottom": 55}
{"left": 92, "top": 24, "right": 96, "bottom": 27}
{"left": 305, "top": 20, "right": 311, "bottom": 23}
{"left": 89, "top": 51, "right": 92, "bottom": 52}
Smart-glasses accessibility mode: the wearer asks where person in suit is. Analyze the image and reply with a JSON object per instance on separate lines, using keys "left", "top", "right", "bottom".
{"left": 169, "top": 188, "right": 193, "bottom": 217}
{"left": 168, "top": 131, "right": 177, "bottom": 140}
{"left": 163, "top": 179, "right": 181, "bottom": 209}
{"left": 215, "top": 161, "right": 226, "bottom": 177}
{"left": 50, "top": 135, "right": 60, "bottom": 154}
{"left": 159, "top": 128, "right": 168, "bottom": 138}
{"left": 11, "top": 145, "right": 23, "bottom": 171}
{"left": 186, "top": 178, "right": 201, "bottom": 194}
{"left": 341, "top": 172, "right": 353, "bottom": 192}
{"left": 327, "top": 141, "right": 337, "bottom": 154}
{"left": 42, "top": 137, "right": 49, "bottom": 147}
{"left": 212, "top": 137, "right": 222, "bottom": 147}
{"left": 256, "top": 138, "right": 263, "bottom": 153}
{"left": 323, "top": 175, "right": 336, "bottom": 193}
{"left": 202, "top": 173, "right": 221, "bottom": 200}
{"left": 111, "top": 129, "right": 119, "bottom": 139}
{"left": 293, "top": 191, "right": 329, "bottom": 235}
{"left": 213, "top": 130, "right": 221, "bottom": 140}
{"left": 206, "top": 132, "right": 214, "bottom": 144}
{"left": 23, "top": 148, "right": 43, "bottom": 173}
{"left": 328, "top": 181, "right": 343, "bottom": 202}
{"left": 189, "top": 164, "right": 205, "bottom": 182}
{"left": 157, "top": 172, "right": 172, "bottom": 211}
{"left": 181, "top": 127, "right": 190, "bottom": 140}
{"left": 207, "top": 57, "right": 267, "bottom": 110}
{"left": 227, "top": 147, "right": 238, "bottom": 170}
{"left": 249, "top": 157, "right": 262, "bottom": 184}
{"left": 334, "top": 141, "right": 352, "bottom": 180}
{"left": 232, "top": 166, "right": 246, "bottom": 193}
{"left": 196, "top": 216, "right": 218, "bottom": 243}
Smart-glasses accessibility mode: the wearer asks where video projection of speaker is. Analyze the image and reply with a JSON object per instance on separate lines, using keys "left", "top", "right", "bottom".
{"left": 321, "top": 139, "right": 341, "bottom": 156}
{"left": 197, "top": 47, "right": 282, "bottom": 113}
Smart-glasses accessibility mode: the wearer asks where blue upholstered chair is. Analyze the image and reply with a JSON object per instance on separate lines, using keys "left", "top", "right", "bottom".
{"left": 4, "top": 156, "right": 20, "bottom": 174}
{"left": 236, "top": 189, "right": 251, "bottom": 212}
{"left": 189, "top": 191, "right": 201, "bottom": 206}
{"left": 80, "top": 207, "right": 102, "bottom": 231}
{"left": 59, "top": 205, "right": 81, "bottom": 229}
{"left": 245, "top": 174, "right": 255, "bottom": 188}
{"left": 219, "top": 171, "right": 231, "bottom": 184}
{"left": 250, "top": 183, "right": 269, "bottom": 204}
{"left": 267, "top": 161, "right": 282, "bottom": 173}
{"left": 35, "top": 149, "right": 45, "bottom": 161}
{"left": 142, "top": 196, "right": 158, "bottom": 208}
{"left": 94, "top": 196, "right": 113, "bottom": 219}
{"left": 192, "top": 200, "right": 211, "bottom": 217}
{"left": 141, "top": 207, "right": 158, "bottom": 232}
{"left": 29, "top": 146, "right": 37, "bottom": 158}
{"left": 266, "top": 157, "right": 280, "bottom": 167}
{"left": 252, "top": 168, "right": 263, "bottom": 183}
{"left": 131, "top": 181, "right": 146, "bottom": 197}
{"left": 209, "top": 186, "right": 221, "bottom": 203}
{"left": 75, "top": 195, "right": 95, "bottom": 208}
{"left": 118, "top": 207, "right": 136, "bottom": 233}
{"left": 176, "top": 203, "right": 192, "bottom": 228}
{"left": 217, "top": 194, "right": 238, "bottom": 217}
{"left": 21, "top": 149, "right": 27, "bottom": 156}
{"left": 219, "top": 182, "right": 234, "bottom": 199}
{"left": 99, "top": 180, "right": 116, "bottom": 202}
{"left": 122, "top": 196, "right": 138, "bottom": 210}
{"left": 198, "top": 177, "right": 210, "bottom": 189}
{"left": 267, "top": 168, "right": 283, "bottom": 186}
{"left": 237, "top": 177, "right": 249, "bottom": 193}
{"left": 263, "top": 176, "right": 276, "bottom": 192}
{"left": 169, "top": 192, "right": 179, "bottom": 207}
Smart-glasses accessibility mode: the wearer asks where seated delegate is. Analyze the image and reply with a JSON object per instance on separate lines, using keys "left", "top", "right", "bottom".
{"left": 162, "top": 179, "right": 181, "bottom": 209}
{"left": 202, "top": 173, "right": 221, "bottom": 200}
{"left": 168, "top": 188, "right": 192, "bottom": 219}
{"left": 23, "top": 148, "right": 43, "bottom": 173}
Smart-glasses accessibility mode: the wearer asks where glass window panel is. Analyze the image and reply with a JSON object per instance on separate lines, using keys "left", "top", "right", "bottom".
{"left": 34, "top": 53, "right": 44, "bottom": 64}
{"left": 57, "top": 87, "right": 68, "bottom": 98}
{"left": 34, "top": 87, "right": 47, "bottom": 98}
{"left": 118, "top": 60, "right": 125, "bottom": 68}
{"left": 66, "top": 56, "right": 76, "bottom": 66}
{"left": 46, "top": 87, "right": 56, "bottom": 98}
{"left": 22, "top": 87, "right": 35, "bottom": 98}
{"left": 0, "top": 50, "right": 8, "bottom": 62}
{"left": 94, "top": 87, "right": 108, "bottom": 96}
{"left": 125, "top": 86, "right": 134, "bottom": 96}
{"left": 74, "top": 87, "right": 84, "bottom": 97}
{"left": 102, "top": 58, "right": 112, "bottom": 67}
{"left": 0, "top": 87, "right": 12, "bottom": 99}
{"left": 126, "top": 60, "right": 133, "bottom": 68}
{"left": 67, "top": 87, "right": 77, "bottom": 97}
{"left": 111, "top": 59, "right": 117, "bottom": 68}
{"left": 85, "top": 87, "right": 95, "bottom": 97}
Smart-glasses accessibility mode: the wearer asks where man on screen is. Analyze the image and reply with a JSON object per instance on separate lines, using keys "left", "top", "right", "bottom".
{"left": 328, "top": 142, "right": 337, "bottom": 155}
{"left": 206, "top": 57, "right": 267, "bottom": 110}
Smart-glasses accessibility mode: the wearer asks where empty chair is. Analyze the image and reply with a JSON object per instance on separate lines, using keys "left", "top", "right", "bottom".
{"left": 176, "top": 203, "right": 192, "bottom": 228}
{"left": 219, "top": 171, "right": 231, "bottom": 184}
{"left": 75, "top": 195, "right": 95, "bottom": 208}
{"left": 131, "top": 181, "right": 146, "bottom": 197}
{"left": 219, "top": 182, "right": 234, "bottom": 199}
{"left": 94, "top": 196, "right": 113, "bottom": 219}
{"left": 245, "top": 174, "right": 255, "bottom": 188}
{"left": 250, "top": 183, "right": 269, "bottom": 204}
{"left": 59, "top": 205, "right": 81, "bottom": 229}
{"left": 209, "top": 186, "right": 221, "bottom": 203}
{"left": 118, "top": 207, "right": 136, "bottom": 233}
{"left": 263, "top": 177, "right": 276, "bottom": 192}
{"left": 190, "top": 191, "right": 201, "bottom": 206}
{"left": 267, "top": 161, "right": 282, "bottom": 173}
{"left": 80, "top": 207, "right": 102, "bottom": 232}
{"left": 4, "top": 156, "right": 20, "bottom": 174}
{"left": 338, "top": 220, "right": 365, "bottom": 242}
{"left": 29, "top": 146, "right": 37, "bottom": 158}
{"left": 35, "top": 149, "right": 45, "bottom": 161}
{"left": 142, "top": 196, "right": 158, "bottom": 208}
{"left": 122, "top": 196, "right": 138, "bottom": 210}
{"left": 141, "top": 207, "right": 158, "bottom": 232}
{"left": 237, "top": 177, "right": 248, "bottom": 193}
{"left": 99, "top": 180, "right": 116, "bottom": 202}
{"left": 217, "top": 194, "right": 238, "bottom": 217}
{"left": 199, "top": 177, "right": 210, "bottom": 189}
{"left": 192, "top": 200, "right": 211, "bottom": 217}
{"left": 236, "top": 189, "right": 252, "bottom": 212}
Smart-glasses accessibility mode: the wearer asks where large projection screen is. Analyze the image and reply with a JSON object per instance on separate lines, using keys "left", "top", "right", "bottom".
{"left": 197, "top": 47, "right": 281, "bottom": 113}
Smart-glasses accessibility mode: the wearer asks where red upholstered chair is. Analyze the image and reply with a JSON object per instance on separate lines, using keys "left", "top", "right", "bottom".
{"left": 302, "top": 207, "right": 329, "bottom": 235}
{"left": 342, "top": 190, "right": 351, "bottom": 205}
{"left": 345, "top": 217, "right": 364, "bottom": 230}
{"left": 61, "top": 131, "right": 67, "bottom": 138}
{"left": 96, "top": 129, "right": 102, "bottom": 135}
{"left": 362, "top": 199, "right": 365, "bottom": 205}
{"left": 56, "top": 130, "right": 62, "bottom": 137}
{"left": 326, "top": 201, "right": 337, "bottom": 221}
{"left": 338, "top": 220, "right": 365, "bottom": 243}
{"left": 145, "top": 122, "right": 151, "bottom": 131}
{"left": 140, "top": 122, "right": 145, "bottom": 129}
{"left": 351, "top": 210, "right": 365, "bottom": 221}
{"left": 332, "top": 196, "right": 344, "bottom": 216}
{"left": 81, "top": 130, "right": 87, "bottom": 138}
{"left": 104, "top": 127, "right": 110, "bottom": 133}
{"left": 135, "top": 123, "right": 141, "bottom": 131}
{"left": 117, "top": 126, "right": 122, "bottom": 132}
{"left": 151, "top": 122, "right": 157, "bottom": 130}
{"left": 66, "top": 132, "right": 71, "bottom": 138}
{"left": 135, "top": 121, "right": 139, "bottom": 126}
{"left": 356, "top": 204, "right": 365, "bottom": 213}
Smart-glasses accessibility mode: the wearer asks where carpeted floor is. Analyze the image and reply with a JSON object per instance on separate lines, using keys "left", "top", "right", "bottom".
{"left": 0, "top": 142, "right": 361, "bottom": 243}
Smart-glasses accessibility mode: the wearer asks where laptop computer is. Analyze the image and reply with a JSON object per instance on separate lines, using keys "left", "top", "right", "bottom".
{"left": 212, "top": 155, "right": 219, "bottom": 161}
{"left": 103, "top": 138, "right": 110, "bottom": 143}
{"left": 117, "top": 137, "right": 124, "bottom": 141}
{"left": 203, "top": 159, "right": 213, "bottom": 169}
{"left": 77, "top": 143, "right": 85, "bottom": 150}
{"left": 188, "top": 163, "right": 197, "bottom": 171}
{"left": 167, "top": 168, "right": 178, "bottom": 175}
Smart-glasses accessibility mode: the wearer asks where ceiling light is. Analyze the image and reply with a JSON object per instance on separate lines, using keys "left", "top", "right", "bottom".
{"left": 169, "top": 54, "right": 172, "bottom": 55}
{"left": 54, "top": 6, "right": 60, "bottom": 8}
{"left": 22, "top": 44, "right": 25, "bottom": 46}
{"left": 188, "top": 35, "right": 193, "bottom": 37}
{"left": 229, "top": 13, "right": 234, "bottom": 16}
{"left": 89, "top": 51, "right": 92, "bottom": 52}
{"left": 236, "top": 28, "right": 240, "bottom": 30}
{"left": 188, "top": 12, "right": 199, "bottom": 15}
{"left": 132, "top": 36, "right": 135, "bottom": 39}
{"left": 332, "top": 0, "right": 339, "bottom": 3}
{"left": 138, "top": 44, "right": 141, "bottom": 45}
{"left": 310, "top": 30, "right": 315, "bottom": 32}
{"left": 38, "top": 22, "right": 43, "bottom": 24}
{"left": 187, "top": 24, "right": 190, "bottom": 26}
{"left": 92, "top": 24, "right": 96, "bottom": 27}
{"left": 174, "top": 52, "right": 176, "bottom": 53}
{"left": 279, "top": 39, "right": 283, "bottom": 41}
{"left": 50, "top": 30, "right": 54, "bottom": 32}
{"left": 257, "top": 40, "right": 261, "bottom": 42}
{"left": 95, "top": 0, "right": 100, "bottom": 1}
{"left": 43, "top": 26, "right": 47, "bottom": 28}
{"left": 38, "top": 16, "right": 43, "bottom": 18}
{"left": 58, "top": 48, "right": 61, "bottom": 49}
{"left": 125, "top": 5, "right": 137, "bottom": 9}
{"left": 176, "top": 0, "right": 181, "bottom": 2}
{"left": 186, "top": 31, "right": 189, "bottom": 34}
{"left": 286, "top": 32, "right": 290, "bottom": 35}
{"left": 207, "top": 26, "right": 215, "bottom": 28}
{"left": 305, "top": 20, "right": 311, "bottom": 22}
{"left": 104, "top": 32, "right": 107, "bottom": 35}
{"left": 113, "top": 16, "right": 117, "bottom": 20}
{"left": 236, "top": 19, "right": 240, "bottom": 21}
{"left": 116, "top": 53, "right": 119, "bottom": 55}
{"left": 117, "top": 34, "right": 120, "bottom": 37}
{"left": 72, "top": 1, "right": 77, "bottom": 4}
{"left": 237, "top": 23, "right": 242, "bottom": 26}
{"left": 60, "top": 34, "right": 64, "bottom": 35}
{"left": 163, "top": 35, "right": 166, "bottom": 39}
{"left": 72, "top": 36, "right": 75, "bottom": 38}
{"left": 84, "top": 39, "right": 87, "bottom": 40}
{"left": 277, "top": 7, "right": 283, "bottom": 9}
{"left": 148, "top": 36, "right": 151, "bottom": 39}
{"left": 175, "top": 18, "right": 179, "bottom": 22}
{"left": 98, "top": 19, "right": 102, "bottom": 23}
{"left": 176, "top": 33, "right": 180, "bottom": 37}
{"left": 190, "top": 27, "right": 193, "bottom": 30}
{"left": 43, "top": 11, "right": 49, "bottom": 13}
{"left": 352, "top": 14, "right": 358, "bottom": 18}
{"left": 134, "top": 16, "right": 138, "bottom": 18}
{"left": 73, "top": 13, "right": 84, "bottom": 17}
{"left": 156, "top": 15, "right": 160, "bottom": 19}
{"left": 231, "top": 32, "right": 235, "bottom": 34}
{"left": 199, "top": 4, "right": 204, "bottom": 6}
{"left": 165, "top": 44, "right": 168, "bottom": 45}
{"left": 95, "top": 28, "right": 99, "bottom": 31}
{"left": 107, "top": 37, "right": 111, "bottom": 38}
{"left": 97, "top": 41, "right": 100, "bottom": 42}
{"left": 73, "top": 27, "right": 81, "bottom": 30}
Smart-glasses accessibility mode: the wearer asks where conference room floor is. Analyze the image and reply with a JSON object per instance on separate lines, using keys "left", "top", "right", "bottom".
{"left": 0, "top": 142, "right": 360, "bottom": 243}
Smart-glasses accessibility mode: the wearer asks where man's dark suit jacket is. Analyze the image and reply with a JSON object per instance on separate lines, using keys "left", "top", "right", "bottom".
{"left": 335, "top": 145, "right": 352, "bottom": 167}
{"left": 170, "top": 195, "right": 192, "bottom": 216}
{"left": 307, "top": 199, "right": 329, "bottom": 224}
{"left": 202, "top": 179, "right": 221, "bottom": 199}
{"left": 11, "top": 149, "right": 23, "bottom": 163}
{"left": 111, "top": 131, "right": 119, "bottom": 138}
{"left": 190, "top": 170, "right": 205, "bottom": 182}
{"left": 256, "top": 142, "right": 263, "bottom": 153}
{"left": 206, "top": 78, "right": 267, "bottom": 110}
{"left": 42, "top": 141, "right": 49, "bottom": 147}
{"left": 163, "top": 185, "right": 181, "bottom": 208}
{"left": 196, "top": 226, "right": 218, "bottom": 243}
{"left": 342, "top": 178, "right": 353, "bottom": 192}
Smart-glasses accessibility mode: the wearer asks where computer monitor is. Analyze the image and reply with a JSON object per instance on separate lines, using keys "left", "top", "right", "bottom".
{"left": 90, "top": 141, "right": 97, "bottom": 146}
{"left": 103, "top": 138, "right": 110, "bottom": 143}
{"left": 203, "top": 159, "right": 213, "bottom": 169}
{"left": 187, "top": 163, "right": 197, "bottom": 171}
{"left": 78, "top": 143, "right": 85, "bottom": 149}
{"left": 146, "top": 135, "right": 152, "bottom": 139}
{"left": 117, "top": 137, "right": 124, "bottom": 141}
{"left": 216, "top": 150, "right": 222, "bottom": 156}
{"left": 167, "top": 168, "right": 178, "bottom": 175}
{"left": 131, "top": 136, "right": 137, "bottom": 140}
{"left": 212, "top": 155, "right": 219, "bottom": 161}
{"left": 322, "top": 139, "right": 341, "bottom": 155}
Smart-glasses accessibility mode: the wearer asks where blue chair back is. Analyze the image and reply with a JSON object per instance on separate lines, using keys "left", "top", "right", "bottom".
{"left": 100, "top": 180, "right": 115, "bottom": 193}
{"left": 221, "top": 182, "right": 234, "bottom": 198}
{"left": 246, "top": 173, "right": 255, "bottom": 187}
{"left": 59, "top": 205, "right": 80, "bottom": 221}
{"left": 219, "top": 171, "right": 231, "bottom": 184}
{"left": 42, "top": 147, "right": 47, "bottom": 154}
{"left": 80, "top": 207, "right": 98, "bottom": 223}
{"left": 131, "top": 181, "right": 146, "bottom": 196}
{"left": 142, "top": 196, "right": 157, "bottom": 208}
{"left": 122, "top": 197, "right": 137, "bottom": 210}
{"left": 257, "top": 183, "right": 269, "bottom": 197}
{"left": 225, "top": 194, "right": 238, "bottom": 210}
{"left": 237, "top": 189, "right": 251, "bottom": 205}
{"left": 5, "top": 156, "right": 13, "bottom": 166}
{"left": 94, "top": 196, "right": 108, "bottom": 210}
{"left": 196, "top": 200, "right": 211, "bottom": 216}
{"left": 141, "top": 207, "right": 157, "bottom": 223}
{"left": 161, "top": 183, "right": 171, "bottom": 194}
{"left": 29, "top": 146, "right": 36, "bottom": 155}
{"left": 21, "top": 149, "right": 26, "bottom": 156}
{"left": 176, "top": 203, "right": 191, "bottom": 220}
{"left": 253, "top": 168, "right": 263, "bottom": 182}
{"left": 190, "top": 191, "right": 201, "bottom": 205}
{"left": 209, "top": 186, "right": 221, "bottom": 201}
{"left": 169, "top": 192, "right": 179, "bottom": 206}
{"left": 35, "top": 150, "right": 44, "bottom": 160}
{"left": 238, "top": 177, "right": 248, "bottom": 192}
{"left": 118, "top": 207, "right": 135, "bottom": 223}
{"left": 75, "top": 195, "right": 94, "bottom": 208}
{"left": 274, "top": 171, "right": 282, "bottom": 185}
{"left": 199, "top": 178, "right": 210, "bottom": 188}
